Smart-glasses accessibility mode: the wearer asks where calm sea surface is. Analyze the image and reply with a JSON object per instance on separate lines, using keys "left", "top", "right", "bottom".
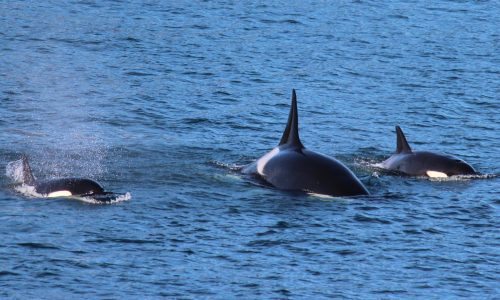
{"left": 0, "top": 1, "right": 499, "bottom": 299}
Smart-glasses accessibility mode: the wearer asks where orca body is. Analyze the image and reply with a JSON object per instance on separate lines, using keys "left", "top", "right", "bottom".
{"left": 378, "top": 126, "right": 476, "bottom": 177}
{"left": 21, "top": 156, "right": 105, "bottom": 197}
{"left": 242, "top": 90, "right": 369, "bottom": 197}
{"left": 34, "top": 178, "right": 104, "bottom": 197}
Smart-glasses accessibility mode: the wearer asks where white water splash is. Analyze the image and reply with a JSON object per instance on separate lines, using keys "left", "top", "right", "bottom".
{"left": 211, "top": 160, "right": 245, "bottom": 171}
{"left": 213, "top": 174, "right": 244, "bottom": 183}
{"left": 427, "top": 173, "right": 497, "bottom": 182}
{"left": 14, "top": 184, "right": 44, "bottom": 198}
{"left": 5, "top": 158, "right": 25, "bottom": 183}
{"left": 77, "top": 192, "right": 132, "bottom": 204}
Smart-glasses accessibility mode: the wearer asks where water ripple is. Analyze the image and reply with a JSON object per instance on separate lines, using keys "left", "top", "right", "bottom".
{"left": 0, "top": 0, "right": 498, "bottom": 299}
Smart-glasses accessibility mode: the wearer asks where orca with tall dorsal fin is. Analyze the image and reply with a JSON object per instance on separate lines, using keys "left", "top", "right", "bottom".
{"left": 242, "top": 89, "right": 369, "bottom": 197}
{"left": 19, "top": 155, "right": 107, "bottom": 198}
{"left": 378, "top": 126, "right": 477, "bottom": 177}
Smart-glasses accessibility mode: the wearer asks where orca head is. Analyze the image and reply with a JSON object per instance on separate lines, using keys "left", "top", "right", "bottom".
{"left": 36, "top": 178, "right": 105, "bottom": 197}
{"left": 58, "top": 178, "right": 104, "bottom": 196}
{"left": 438, "top": 156, "right": 477, "bottom": 176}
{"left": 454, "top": 160, "right": 477, "bottom": 175}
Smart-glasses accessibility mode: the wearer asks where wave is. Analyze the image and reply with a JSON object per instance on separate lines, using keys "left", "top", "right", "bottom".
{"left": 426, "top": 173, "right": 497, "bottom": 182}
{"left": 75, "top": 192, "right": 132, "bottom": 204}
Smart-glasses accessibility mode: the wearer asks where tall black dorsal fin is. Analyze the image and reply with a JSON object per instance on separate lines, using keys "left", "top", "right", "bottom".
{"left": 279, "top": 89, "right": 304, "bottom": 148}
{"left": 21, "top": 155, "right": 36, "bottom": 185}
{"left": 395, "top": 125, "right": 412, "bottom": 153}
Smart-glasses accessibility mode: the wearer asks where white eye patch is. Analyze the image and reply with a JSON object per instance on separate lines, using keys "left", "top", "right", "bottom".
{"left": 426, "top": 170, "right": 448, "bottom": 178}
{"left": 47, "top": 190, "right": 72, "bottom": 198}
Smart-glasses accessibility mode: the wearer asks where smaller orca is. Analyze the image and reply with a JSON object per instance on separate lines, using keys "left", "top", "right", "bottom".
{"left": 242, "top": 89, "right": 369, "bottom": 197}
{"left": 378, "top": 126, "right": 477, "bottom": 177}
{"left": 19, "top": 155, "right": 106, "bottom": 198}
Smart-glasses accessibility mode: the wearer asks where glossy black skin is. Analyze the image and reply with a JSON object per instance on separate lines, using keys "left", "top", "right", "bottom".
{"left": 380, "top": 126, "right": 477, "bottom": 177}
{"left": 243, "top": 89, "right": 369, "bottom": 197}
{"left": 34, "top": 178, "right": 105, "bottom": 196}
{"left": 243, "top": 145, "right": 369, "bottom": 196}
{"left": 380, "top": 151, "right": 476, "bottom": 176}
{"left": 20, "top": 156, "right": 105, "bottom": 197}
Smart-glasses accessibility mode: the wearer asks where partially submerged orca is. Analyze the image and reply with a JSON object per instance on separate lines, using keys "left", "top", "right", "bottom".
{"left": 378, "top": 126, "right": 477, "bottom": 178}
{"left": 242, "top": 89, "right": 369, "bottom": 197}
{"left": 19, "top": 155, "right": 106, "bottom": 198}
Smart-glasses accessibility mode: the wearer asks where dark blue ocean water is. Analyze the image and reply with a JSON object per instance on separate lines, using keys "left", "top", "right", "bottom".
{"left": 1, "top": 1, "right": 499, "bottom": 299}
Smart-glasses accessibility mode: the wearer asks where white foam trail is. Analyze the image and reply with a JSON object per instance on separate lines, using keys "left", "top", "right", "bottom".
{"left": 427, "top": 174, "right": 496, "bottom": 181}
{"left": 211, "top": 160, "right": 244, "bottom": 171}
{"left": 77, "top": 192, "right": 132, "bottom": 204}
{"left": 213, "top": 174, "right": 244, "bottom": 183}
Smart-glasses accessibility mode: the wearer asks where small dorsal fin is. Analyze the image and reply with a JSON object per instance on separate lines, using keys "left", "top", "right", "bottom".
{"left": 279, "top": 89, "right": 304, "bottom": 148}
{"left": 21, "top": 155, "right": 36, "bottom": 185}
{"left": 395, "top": 125, "right": 412, "bottom": 153}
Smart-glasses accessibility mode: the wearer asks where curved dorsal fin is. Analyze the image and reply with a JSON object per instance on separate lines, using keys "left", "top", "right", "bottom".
{"left": 21, "top": 155, "right": 36, "bottom": 185}
{"left": 395, "top": 125, "right": 412, "bottom": 153}
{"left": 279, "top": 89, "right": 304, "bottom": 148}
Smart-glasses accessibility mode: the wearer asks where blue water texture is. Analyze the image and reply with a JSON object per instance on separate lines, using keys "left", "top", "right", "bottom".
{"left": 1, "top": 1, "right": 499, "bottom": 299}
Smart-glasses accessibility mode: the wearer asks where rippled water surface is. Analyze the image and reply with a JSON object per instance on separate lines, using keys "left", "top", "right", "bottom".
{"left": 1, "top": 1, "right": 499, "bottom": 299}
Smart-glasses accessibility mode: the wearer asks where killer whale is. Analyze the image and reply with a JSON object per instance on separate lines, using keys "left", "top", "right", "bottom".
{"left": 242, "top": 89, "right": 369, "bottom": 197}
{"left": 378, "top": 126, "right": 477, "bottom": 177}
{"left": 19, "top": 155, "right": 106, "bottom": 198}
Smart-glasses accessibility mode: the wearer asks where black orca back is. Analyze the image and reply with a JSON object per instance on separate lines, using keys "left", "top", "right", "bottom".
{"left": 246, "top": 90, "right": 369, "bottom": 197}
{"left": 263, "top": 149, "right": 369, "bottom": 196}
